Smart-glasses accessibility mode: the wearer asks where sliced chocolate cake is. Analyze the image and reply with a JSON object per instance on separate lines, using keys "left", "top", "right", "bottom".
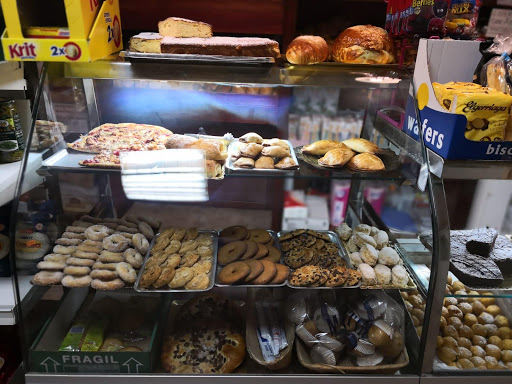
{"left": 450, "top": 242, "right": 503, "bottom": 287}
{"left": 490, "top": 235, "right": 512, "bottom": 276}
{"left": 466, "top": 228, "right": 498, "bottom": 257}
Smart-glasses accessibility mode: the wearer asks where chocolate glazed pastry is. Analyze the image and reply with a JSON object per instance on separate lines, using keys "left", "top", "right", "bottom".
{"left": 490, "top": 235, "right": 512, "bottom": 276}
{"left": 466, "top": 228, "right": 498, "bottom": 257}
{"left": 450, "top": 242, "right": 503, "bottom": 287}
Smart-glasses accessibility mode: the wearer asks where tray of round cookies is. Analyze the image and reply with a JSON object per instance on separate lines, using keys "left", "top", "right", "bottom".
{"left": 134, "top": 227, "right": 218, "bottom": 292}
{"left": 215, "top": 226, "right": 291, "bottom": 287}
{"left": 278, "top": 229, "right": 362, "bottom": 289}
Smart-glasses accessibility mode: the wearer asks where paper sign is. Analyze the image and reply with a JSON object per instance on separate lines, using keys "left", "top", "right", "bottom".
{"left": 486, "top": 8, "right": 512, "bottom": 37}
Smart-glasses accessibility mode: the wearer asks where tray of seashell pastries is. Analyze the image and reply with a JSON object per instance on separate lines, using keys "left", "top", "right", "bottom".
{"left": 336, "top": 223, "right": 417, "bottom": 291}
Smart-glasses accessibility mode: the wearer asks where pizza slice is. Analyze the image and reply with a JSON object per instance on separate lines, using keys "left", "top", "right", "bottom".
{"left": 78, "top": 151, "right": 121, "bottom": 169}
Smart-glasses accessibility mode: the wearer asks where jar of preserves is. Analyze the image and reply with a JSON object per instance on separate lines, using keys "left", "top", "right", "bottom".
{"left": 0, "top": 100, "right": 25, "bottom": 163}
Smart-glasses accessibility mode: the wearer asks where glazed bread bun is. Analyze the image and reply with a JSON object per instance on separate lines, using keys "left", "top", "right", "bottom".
{"left": 286, "top": 35, "right": 329, "bottom": 65}
{"left": 333, "top": 25, "right": 395, "bottom": 64}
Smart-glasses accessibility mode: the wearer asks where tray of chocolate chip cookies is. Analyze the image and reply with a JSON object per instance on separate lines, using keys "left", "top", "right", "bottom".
{"left": 134, "top": 227, "right": 218, "bottom": 292}
{"left": 215, "top": 225, "right": 290, "bottom": 287}
{"left": 278, "top": 229, "right": 362, "bottom": 289}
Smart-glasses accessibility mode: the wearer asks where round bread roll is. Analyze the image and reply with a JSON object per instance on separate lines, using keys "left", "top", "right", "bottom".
{"left": 452, "top": 280, "right": 466, "bottom": 292}
{"left": 442, "top": 336, "right": 458, "bottom": 349}
{"left": 286, "top": 35, "right": 329, "bottom": 65}
{"left": 332, "top": 25, "right": 395, "bottom": 64}
{"left": 458, "top": 337, "right": 471, "bottom": 350}
{"left": 443, "top": 325, "right": 459, "bottom": 339}
{"left": 438, "top": 347, "right": 457, "bottom": 364}
{"left": 471, "top": 323, "right": 487, "bottom": 337}
{"left": 472, "top": 301, "right": 486, "bottom": 315}
{"left": 486, "top": 305, "right": 501, "bottom": 317}
{"left": 485, "top": 344, "right": 502, "bottom": 360}
{"left": 458, "top": 325, "right": 473, "bottom": 339}
{"left": 495, "top": 315, "right": 510, "bottom": 328}
{"left": 470, "top": 345, "right": 486, "bottom": 358}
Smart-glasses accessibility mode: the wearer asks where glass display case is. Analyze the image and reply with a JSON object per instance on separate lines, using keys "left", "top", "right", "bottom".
{"left": 8, "top": 55, "right": 509, "bottom": 383}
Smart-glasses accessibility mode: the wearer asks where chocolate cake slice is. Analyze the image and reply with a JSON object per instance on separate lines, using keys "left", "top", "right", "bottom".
{"left": 490, "top": 235, "right": 512, "bottom": 276}
{"left": 466, "top": 228, "right": 498, "bottom": 257}
{"left": 450, "top": 242, "right": 503, "bottom": 287}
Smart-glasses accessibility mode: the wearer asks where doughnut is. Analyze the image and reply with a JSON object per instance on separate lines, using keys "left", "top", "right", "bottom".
{"left": 254, "top": 244, "right": 269, "bottom": 260}
{"left": 124, "top": 214, "right": 139, "bottom": 224}
{"left": 138, "top": 215, "right": 161, "bottom": 229}
{"left": 138, "top": 222, "right": 154, "bottom": 240}
{"left": 55, "top": 238, "right": 82, "bottom": 246}
{"left": 62, "top": 275, "right": 92, "bottom": 287}
{"left": 61, "top": 232, "right": 86, "bottom": 240}
{"left": 196, "top": 235, "right": 213, "bottom": 247}
{"left": 99, "top": 222, "right": 118, "bottom": 230}
{"left": 103, "top": 234, "right": 129, "bottom": 252}
{"left": 53, "top": 245, "right": 77, "bottom": 255}
{"left": 82, "top": 239, "right": 102, "bottom": 248}
{"left": 132, "top": 233, "right": 149, "bottom": 254}
{"left": 185, "top": 273, "right": 209, "bottom": 290}
{"left": 263, "top": 245, "right": 281, "bottom": 263}
{"left": 184, "top": 227, "right": 199, "bottom": 241}
{"left": 37, "top": 261, "right": 66, "bottom": 270}
{"left": 90, "top": 269, "right": 118, "bottom": 280}
{"left": 91, "top": 278, "right": 125, "bottom": 290}
{"left": 161, "top": 254, "right": 181, "bottom": 269}
{"left": 44, "top": 253, "right": 69, "bottom": 262}
{"left": 249, "top": 229, "right": 271, "bottom": 244}
{"left": 98, "top": 253, "right": 124, "bottom": 263}
{"left": 218, "top": 261, "right": 250, "bottom": 285}
{"left": 269, "top": 264, "right": 290, "bottom": 284}
{"left": 240, "top": 240, "right": 258, "bottom": 260}
{"left": 85, "top": 225, "right": 112, "bottom": 241}
{"left": 169, "top": 267, "right": 195, "bottom": 288}
{"left": 220, "top": 226, "right": 248, "bottom": 243}
{"left": 243, "top": 260, "right": 264, "bottom": 282}
{"left": 32, "top": 271, "right": 63, "bottom": 286}
{"left": 197, "top": 246, "right": 213, "bottom": 259}
{"left": 146, "top": 252, "right": 168, "bottom": 267}
{"left": 63, "top": 266, "right": 91, "bottom": 276}
{"left": 77, "top": 243, "right": 102, "bottom": 254}
{"left": 123, "top": 249, "right": 144, "bottom": 268}
{"left": 164, "top": 240, "right": 181, "bottom": 255}
{"left": 152, "top": 237, "right": 170, "bottom": 253}
{"left": 74, "top": 250, "right": 99, "bottom": 260}
{"left": 92, "top": 262, "right": 118, "bottom": 271}
{"left": 180, "top": 252, "right": 199, "bottom": 267}
{"left": 66, "top": 257, "right": 95, "bottom": 267}
{"left": 152, "top": 266, "right": 176, "bottom": 288}
{"left": 80, "top": 215, "right": 104, "bottom": 224}
{"left": 116, "top": 232, "right": 134, "bottom": 239}
{"left": 171, "top": 228, "right": 186, "bottom": 241}
{"left": 72, "top": 221, "right": 93, "bottom": 228}
{"left": 140, "top": 265, "right": 162, "bottom": 288}
{"left": 251, "top": 260, "right": 277, "bottom": 285}
{"left": 65, "top": 226, "right": 86, "bottom": 233}
{"left": 159, "top": 228, "right": 175, "bottom": 239}
{"left": 191, "top": 259, "right": 212, "bottom": 274}
{"left": 116, "top": 225, "right": 138, "bottom": 234}
{"left": 116, "top": 262, "right": 137, "bottom": 284}
{"left": 218, "top": 241, "right": 247, "bottom": 265}
{"left": 178, "top": 240, "right": 198, "bottom": 255}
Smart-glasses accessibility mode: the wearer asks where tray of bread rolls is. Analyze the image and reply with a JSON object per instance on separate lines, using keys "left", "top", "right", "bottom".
{"left": 215, "top": 230, "right": 290, "bottom": 287}
{"left": 134, "top": 228, "right": 218, "bottom": 292}
{"left": 226, "top": 133, "right": 299, "bottom": 174}
{"left": 278, "top": 230, "right": 362, "bottom": 289}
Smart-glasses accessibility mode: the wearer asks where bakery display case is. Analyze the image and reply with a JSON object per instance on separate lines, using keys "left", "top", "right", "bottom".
{"left": 8, "top": 53, "right": 509, "bottom": 383}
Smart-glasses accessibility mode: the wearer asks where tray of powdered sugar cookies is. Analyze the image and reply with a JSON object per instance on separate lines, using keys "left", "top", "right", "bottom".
{"left": 31, "top": 215, "right": 160, "bottom": 290}
{"left": 134, "top": 228, "right": 218, "bottom": 292}
{"left": 336, "top": 223, "right": 416, "bottom": 290}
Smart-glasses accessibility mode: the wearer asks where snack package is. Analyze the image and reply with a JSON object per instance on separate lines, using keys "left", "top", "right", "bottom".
{"left": 80, "top": 317, "right": 109, "bottom": 352}
{"left": 480, "top": 36, "right": 512, "bottom": 95}
{"left": 385, "top": 0, "right": 394, "bottom": 34}
{"left": 403, "top": 0, "right": 449, "bottom": 37}
{"left": 432, "top": 81, "right": 485, "bottom": 111}
{"left": 59, "top": 320, "right": 87, "bottom": 352}
{"left": 445, "top": 0, "right": 481, "bottom": 39}
{"left": 452, "top": 90, "right": 512, "bottom": 142}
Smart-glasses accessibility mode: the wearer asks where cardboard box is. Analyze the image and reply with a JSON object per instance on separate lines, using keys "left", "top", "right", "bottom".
{"left": 1, "top": 0, "right": 122, "bottom": 62}
{"left": 403, "top": 39, "right": 512, "bottom": 160}
{"left": 305, "top": 195, "right": 329, "bottom": 230}
{"left": 30, "top": 289, "right": 162, "bottom": 373}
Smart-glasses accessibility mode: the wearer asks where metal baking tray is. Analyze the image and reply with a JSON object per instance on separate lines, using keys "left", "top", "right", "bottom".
{"left": 134, "top": 230, "right": 218, "bottom": 292}
{"left": 124, "top": 50, "right": 275, "bottom": 65}
{"left": 41, "top": 147, "right": 116, "bottom": 173}
{"left": 215, "top": 230, "right": 286, "bottom": 287}
{"left": 341, "top": 240, "right": 417, "bottom": 291}
{"left": 225, "top": 139, "right": 299, "bottom": 174}
{"left": 278, "top": 230, "right": 361, "bottom": 289}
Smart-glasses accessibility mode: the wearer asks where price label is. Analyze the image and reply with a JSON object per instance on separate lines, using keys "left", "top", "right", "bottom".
{"left": 486, "top": 8, "right": 512, "bottom": 37}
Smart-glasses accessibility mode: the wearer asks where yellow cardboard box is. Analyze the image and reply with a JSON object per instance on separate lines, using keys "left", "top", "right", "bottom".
{"left": 1, "top": 0, "right": 122, "bottom": 62}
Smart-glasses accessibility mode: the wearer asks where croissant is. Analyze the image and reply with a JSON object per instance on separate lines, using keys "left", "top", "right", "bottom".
{"left": 255, "top": 156, "right": 274, "bottom": 169}
{"left": 261, "top": 145, "right": 289, "bottom": 158}
{"left": 318, "top": 148, "right": 355, "bottom": 167}
{"left": 342, "top": 138, "right": 381, "bottom": 154}
{"left": 302, "top": 140, "right": 348, "bottom": 156}
{"left": 347, "top": 153, "right": 385, "bottom": 171}
{"left": 233, "top": 157, "right": 255, "bottom": 168}
{"left": 286, "top": 35, "right": 329, "bottom": 65}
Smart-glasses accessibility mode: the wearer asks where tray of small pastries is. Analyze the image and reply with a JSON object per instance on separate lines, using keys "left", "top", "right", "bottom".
{"left": 226, "top": 133, "right": 299, "bottom": 173}
{"left": 296, "top": 138, "right": 400, "bottom": 175}
{"left": 134, "top": 227, "right": 218, "bottom": 292}
{"left": 337, "top": 223, "right": 417, "bottom": 290}
{"left": 215, "top": 228, "right": 290, "bottom": 287}
{"left": 278, "top": 229, "right": 362, "bottom": 289}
